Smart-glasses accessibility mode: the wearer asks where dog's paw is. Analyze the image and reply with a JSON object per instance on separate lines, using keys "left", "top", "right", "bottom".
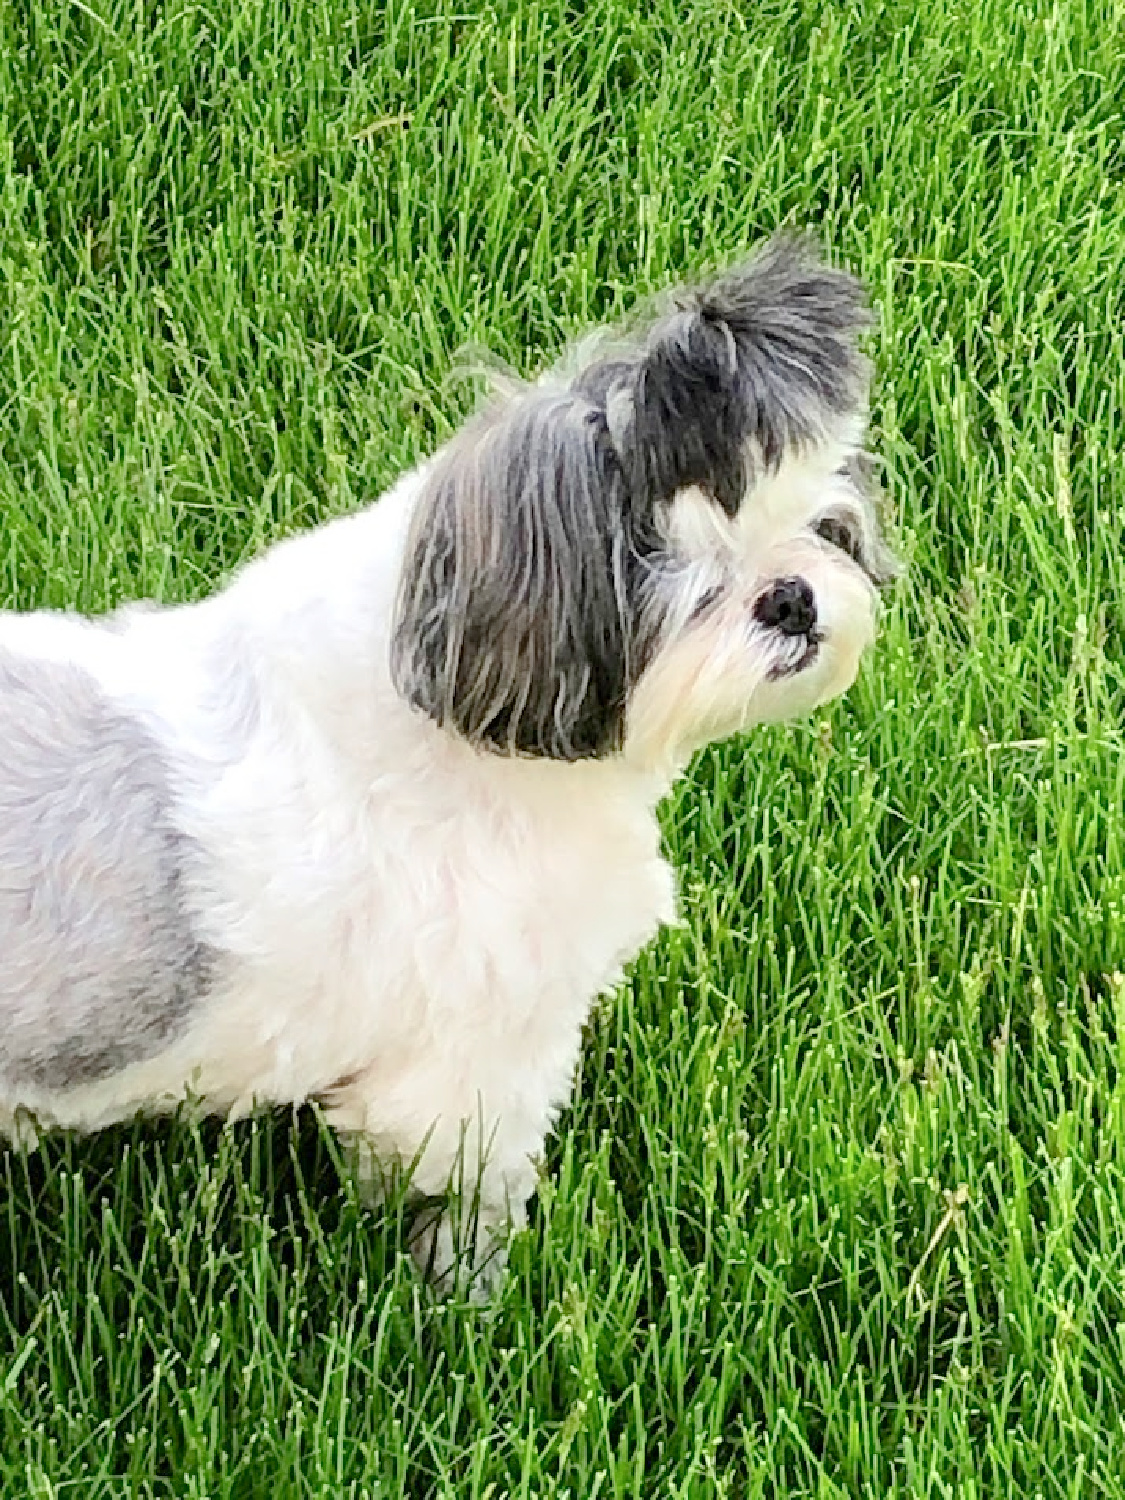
{"left": 0, "top": 1106, "right": 41, "bottom": 1153}
{"left": 407, "top": 1197, "right": 513, "bottom": 1304}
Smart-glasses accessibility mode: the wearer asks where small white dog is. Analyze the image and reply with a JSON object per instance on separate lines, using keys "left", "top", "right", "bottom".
{"left": 0, "top": 236, "right": 893, "bottom": 1293}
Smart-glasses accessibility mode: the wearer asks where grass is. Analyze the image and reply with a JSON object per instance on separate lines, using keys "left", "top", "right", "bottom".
{"left": 2, "top": 0, "right": 1125, "bottom": 1491}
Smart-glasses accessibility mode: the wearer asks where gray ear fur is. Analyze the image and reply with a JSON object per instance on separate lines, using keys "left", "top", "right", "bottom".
{"left": 390, "top": 391, "right": 656, "bottom": 760}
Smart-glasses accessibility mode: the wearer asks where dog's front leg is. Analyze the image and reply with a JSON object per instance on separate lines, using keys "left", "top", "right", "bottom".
{"left": 322, "top": 1077, "right": 545, "bottom": 1301}
{"left": 404, "top": 1141, "right": 539, "bottom": 1302}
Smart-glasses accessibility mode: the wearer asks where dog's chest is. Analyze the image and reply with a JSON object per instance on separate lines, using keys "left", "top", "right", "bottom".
{"left": 189, "top": 760, "right": 676, "bottom": 1098}
{"left": 340, "top": 792, "right": 673, "bottom": 1018}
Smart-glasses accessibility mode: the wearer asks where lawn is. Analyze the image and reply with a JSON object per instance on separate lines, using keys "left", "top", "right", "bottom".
{"left": 2, "top": 0, "right": 1125, "bottom": 1492}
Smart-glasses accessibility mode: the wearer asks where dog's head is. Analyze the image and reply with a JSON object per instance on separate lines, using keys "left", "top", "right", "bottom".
{"left": 391, "top": 235, "right": 897, "bottom": 772}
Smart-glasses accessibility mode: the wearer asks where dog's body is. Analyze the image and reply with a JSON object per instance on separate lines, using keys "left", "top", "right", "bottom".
{"left": 0, "top": 489, "right": 673, "bottom": 1217}
{"left": 0, "top": 239, "right": 893, "bottom": 1291}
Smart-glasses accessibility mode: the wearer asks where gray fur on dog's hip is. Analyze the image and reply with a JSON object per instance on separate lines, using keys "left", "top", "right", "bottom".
{"left": 0, "top": 650, "right": 213, "bottom": 1092}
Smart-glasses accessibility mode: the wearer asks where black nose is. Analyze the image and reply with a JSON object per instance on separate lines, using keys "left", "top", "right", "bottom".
{"left": 754, "top": 577, "right": 817, "bottom": 637}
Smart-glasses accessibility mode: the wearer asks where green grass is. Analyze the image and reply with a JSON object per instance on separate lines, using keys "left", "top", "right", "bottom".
{"left": 2, "top": 0, "right": 1125, "bottom": 1491}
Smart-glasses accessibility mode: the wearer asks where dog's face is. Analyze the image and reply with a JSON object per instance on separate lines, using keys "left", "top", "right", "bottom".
{"left": 622, "top": 442, "right": 893, "bottom": 766}
{"left": 391, "top": 237, "right": 896, "bottom": 772}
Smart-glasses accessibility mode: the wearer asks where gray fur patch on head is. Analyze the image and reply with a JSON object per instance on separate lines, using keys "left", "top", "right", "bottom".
{"left": 0, "top": 652, "right": 215, "bottom": 1093}
{"left": 576, "top": 233, "right": 871, "bottom": 516}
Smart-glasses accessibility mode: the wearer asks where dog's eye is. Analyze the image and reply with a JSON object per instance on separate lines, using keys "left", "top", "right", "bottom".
{"left": 815, "top": 514, "right": 864, "bottom": 566}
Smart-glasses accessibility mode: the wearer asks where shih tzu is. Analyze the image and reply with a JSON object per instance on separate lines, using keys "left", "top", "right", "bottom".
{"left": 0, "top": 236, "right": 894, "bottom": 1295}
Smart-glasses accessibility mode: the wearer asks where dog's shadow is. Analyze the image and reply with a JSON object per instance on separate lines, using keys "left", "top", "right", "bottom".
{"left": 0, "top": 1109, "right": 426, "bottom": 1341}
{"left": 0, "top": 1107, "right": 557, "bottom": 1360}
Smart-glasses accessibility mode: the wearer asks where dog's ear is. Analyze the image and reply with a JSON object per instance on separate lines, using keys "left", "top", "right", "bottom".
{"left": 391, "top": 391, "right": 648, "bottom": 760}
{"left": 582, "top": 234, "right": 871, "bottom": 517}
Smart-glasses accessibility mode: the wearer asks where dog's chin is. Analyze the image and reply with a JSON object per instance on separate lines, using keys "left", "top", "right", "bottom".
{"left": 746, "top": 640, "right": 861, "bottom": 726}
{"left": 748, "top": 608, "right": 876, "bottom": 727}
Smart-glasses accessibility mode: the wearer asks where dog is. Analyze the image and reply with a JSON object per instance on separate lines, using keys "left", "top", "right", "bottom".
{"left": 0, "top": 236, "right": 895, "bottom": 1295}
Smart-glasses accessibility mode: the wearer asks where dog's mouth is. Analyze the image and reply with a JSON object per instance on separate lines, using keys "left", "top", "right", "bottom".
{"left": 767, "top": 628, "right": 823, "bottom": 681}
